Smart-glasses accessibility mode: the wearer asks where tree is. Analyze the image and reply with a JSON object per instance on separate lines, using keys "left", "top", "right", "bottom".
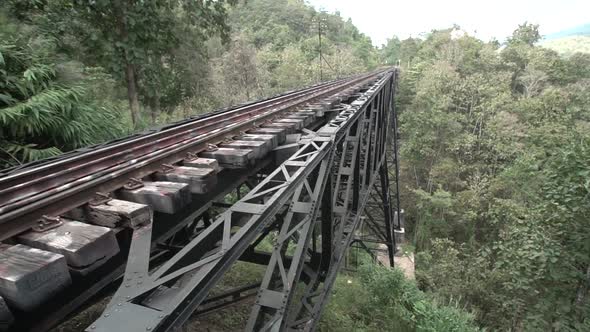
{"left": 398, "top": 37, "right": 421, "bottom": 67}
{"left": 58, "top": 0, "right": 237, "bottom": 126}
{"left": 392, "top": 24, "right": 590, "bottom": 331}
{"left": 381, "top": 36, "right": 401, "bottom": 65}
{"left": 0, "top": 20, "right": 122, "bottom": 166}
{"left": 508, "top": 22, "right": 541, "bottom": 46}
{"left": 220, "top": 35, "right": 261, "bottom": 101}
{"left": 517, "top": 64, "right": 548, "bottom": 98}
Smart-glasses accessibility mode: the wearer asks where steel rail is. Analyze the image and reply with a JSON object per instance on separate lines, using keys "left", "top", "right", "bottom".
{"left": 0, "top": 71, "right": 385, "bottom": 240}
{"left": 0, "top": 75, "right": 356, "bottom": 209}
{"left": 0, "top": 77, "right": 342, "bottom": 181}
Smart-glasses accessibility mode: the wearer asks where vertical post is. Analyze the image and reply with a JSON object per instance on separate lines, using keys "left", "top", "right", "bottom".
{"left": 315, "top": 12, "right": 327, "bottom": 82}
{"left": 391, "top": 72, "right": 402, "bottom": 229}
{"left": 319, "top": 19, "right": 323, "bottom": 81}
{"left": 320, "top": 173, "right": 333, "bottom": 275}
{"left": 379, "top": 164, "right": 396, "bottom": 267}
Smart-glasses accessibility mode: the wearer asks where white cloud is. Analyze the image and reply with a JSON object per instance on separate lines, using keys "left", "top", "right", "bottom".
{"left": 306, "top": 0, "right": 590, "bottom": 45}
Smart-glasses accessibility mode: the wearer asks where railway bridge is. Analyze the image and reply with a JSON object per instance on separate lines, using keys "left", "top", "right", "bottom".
{"left": 0, "top": 68, "right": 402, "bottom": 332}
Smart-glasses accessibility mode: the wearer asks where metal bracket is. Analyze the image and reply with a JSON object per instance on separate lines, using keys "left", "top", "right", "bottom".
{"left": 123, "top": 178, "right": 144, "bottom": 190}
{"left": 185, "top": 152, "right": 198, "bottom": 161}
{"left": 89, "top": 192, "right": 112, "bottom": 206}
{"left": 160, "top": 164, "right": 175, "bottom": 174}
{"left": 33, "top": 215, "right": 63, "bottom": 232}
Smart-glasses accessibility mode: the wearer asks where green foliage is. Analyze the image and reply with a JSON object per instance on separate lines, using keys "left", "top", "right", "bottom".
{"left": 508, "top": 22, "right": 542, "bottom": 46}
{"left": 15, "top": 0, "right": 238, "bottom": 126}
{"left": 0, "top": 12, "right": 123, "bottom": 166}
{"left": 1, "top": 0, "right": 379, "bottom": 165}
{"left": 208, "top": 0, "right": 378, "bottom": 106}
{"left": 396, "top": 24, "right": 590, "bottom": 331}
{"left": 321, "top": 264, "right": 481, "bottom": 331}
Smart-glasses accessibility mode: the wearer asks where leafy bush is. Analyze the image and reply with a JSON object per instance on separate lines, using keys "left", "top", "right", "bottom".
{"left": 0, "top": 12, "right": 124, "bottom": 166}
{"left": 321, "top": 264, "right": 480, "bottom": 331}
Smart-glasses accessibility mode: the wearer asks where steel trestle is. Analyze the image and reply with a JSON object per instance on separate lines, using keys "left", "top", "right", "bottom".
{"left": 81, "top": 68, "right": 400, "bottom": 332}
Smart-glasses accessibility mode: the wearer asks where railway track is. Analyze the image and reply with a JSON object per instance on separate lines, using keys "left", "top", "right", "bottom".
{"left": 0, "top": 68, "right": 400, "bottom": 332}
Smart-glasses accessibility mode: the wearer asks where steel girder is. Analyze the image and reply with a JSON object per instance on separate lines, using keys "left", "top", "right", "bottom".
{"left": 356, "top": 69, "right": 401, "bottom": 266}
{"left": 281, "top": 71, "right": 399, "bottom": 332}
{"left": 89, "top": 69, "right": 399, "bottom": 332}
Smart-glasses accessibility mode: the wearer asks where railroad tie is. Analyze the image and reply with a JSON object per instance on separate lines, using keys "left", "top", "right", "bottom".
{"left": 261, "top": 121, "right": 298, "bottom": 134}
{"left": 66, "top": 199, "right": 152, "bottom": 228}
{"left": 154, "top": 166, "right": 217, "bottom": 194}
{"left": 199, "top": 148, "right": 254, "bottom": 168}
{"left": 289, "top": 111, "right": 317, "bottom": 126}
{"left": 247, "top": 127, "right": 287, "bottom": 144}
{"left": 17, "top": 220, "right": 120, "bottom": 275}
{"left": 237, "top": 134, "right": 278, "bottom": 149}
{"left": 275, "top": 118, "right": 305, "bottom": 130}
{"left": 182, "top": 157, "right": 221, "bottom": 173}
{"left": 119, "top": 181, "right": 191, "bottom": 214}
{"left": 0, "top": 244, "right": 71, "bottom": 311}
{"left": 219, "top": 140, "right": 269, "bottom": 159}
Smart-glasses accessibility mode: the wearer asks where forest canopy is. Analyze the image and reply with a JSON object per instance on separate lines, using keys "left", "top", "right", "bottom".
{"left": 394, "top": 23, "right": 590, "bottom": 331}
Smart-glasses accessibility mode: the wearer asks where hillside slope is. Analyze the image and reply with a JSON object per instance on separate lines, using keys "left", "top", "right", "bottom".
{"left": 544, "top": 23, "right": 590, "bottom": 40}
{"left": 541, "top": 35, "right": 590, "bottom": 55}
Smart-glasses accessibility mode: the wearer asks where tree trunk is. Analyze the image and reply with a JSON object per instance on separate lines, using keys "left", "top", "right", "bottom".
{"left": 116, "top": 1, "right": 140, "bottom": 128}
{"left": 124, "top": 62, "right": 140, "bottom": 127}
{"left": 149, "top": 96, "right": 160, "bottom": 124}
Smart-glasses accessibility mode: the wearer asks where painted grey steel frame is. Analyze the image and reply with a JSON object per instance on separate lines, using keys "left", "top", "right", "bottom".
{"left": 89, "top": 69, "right": 399, "bottom": 332}
{"left": 283, "top": 70, "right": 399, "bottom": 332}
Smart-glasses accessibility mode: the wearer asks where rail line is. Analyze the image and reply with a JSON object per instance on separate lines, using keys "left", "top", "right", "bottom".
{"left": 0, "top": 68, "right": 402, "bottom": 332}
{"left": 0, "top": 70, "right": 382, "bottom": 240}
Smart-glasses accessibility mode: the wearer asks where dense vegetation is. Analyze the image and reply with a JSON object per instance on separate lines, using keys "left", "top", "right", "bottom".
{"left": 1, "top": 1, "right": 589, "bottom": 331}
{"left": 0, "top": 0, "right": 379, "bottom": 167}
{"left": 392, "top": 23, "right": 590, "bottom": 331}
{"left": 542, "top": 36, "right": 590, "bottom": 57}
{"left": 321, "top": 260, "right": 481, "bottom": 331}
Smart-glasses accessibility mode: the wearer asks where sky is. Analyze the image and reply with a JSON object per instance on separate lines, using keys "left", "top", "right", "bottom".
{"left": 306, "top": 0, "right": 590, "bottom": 46}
